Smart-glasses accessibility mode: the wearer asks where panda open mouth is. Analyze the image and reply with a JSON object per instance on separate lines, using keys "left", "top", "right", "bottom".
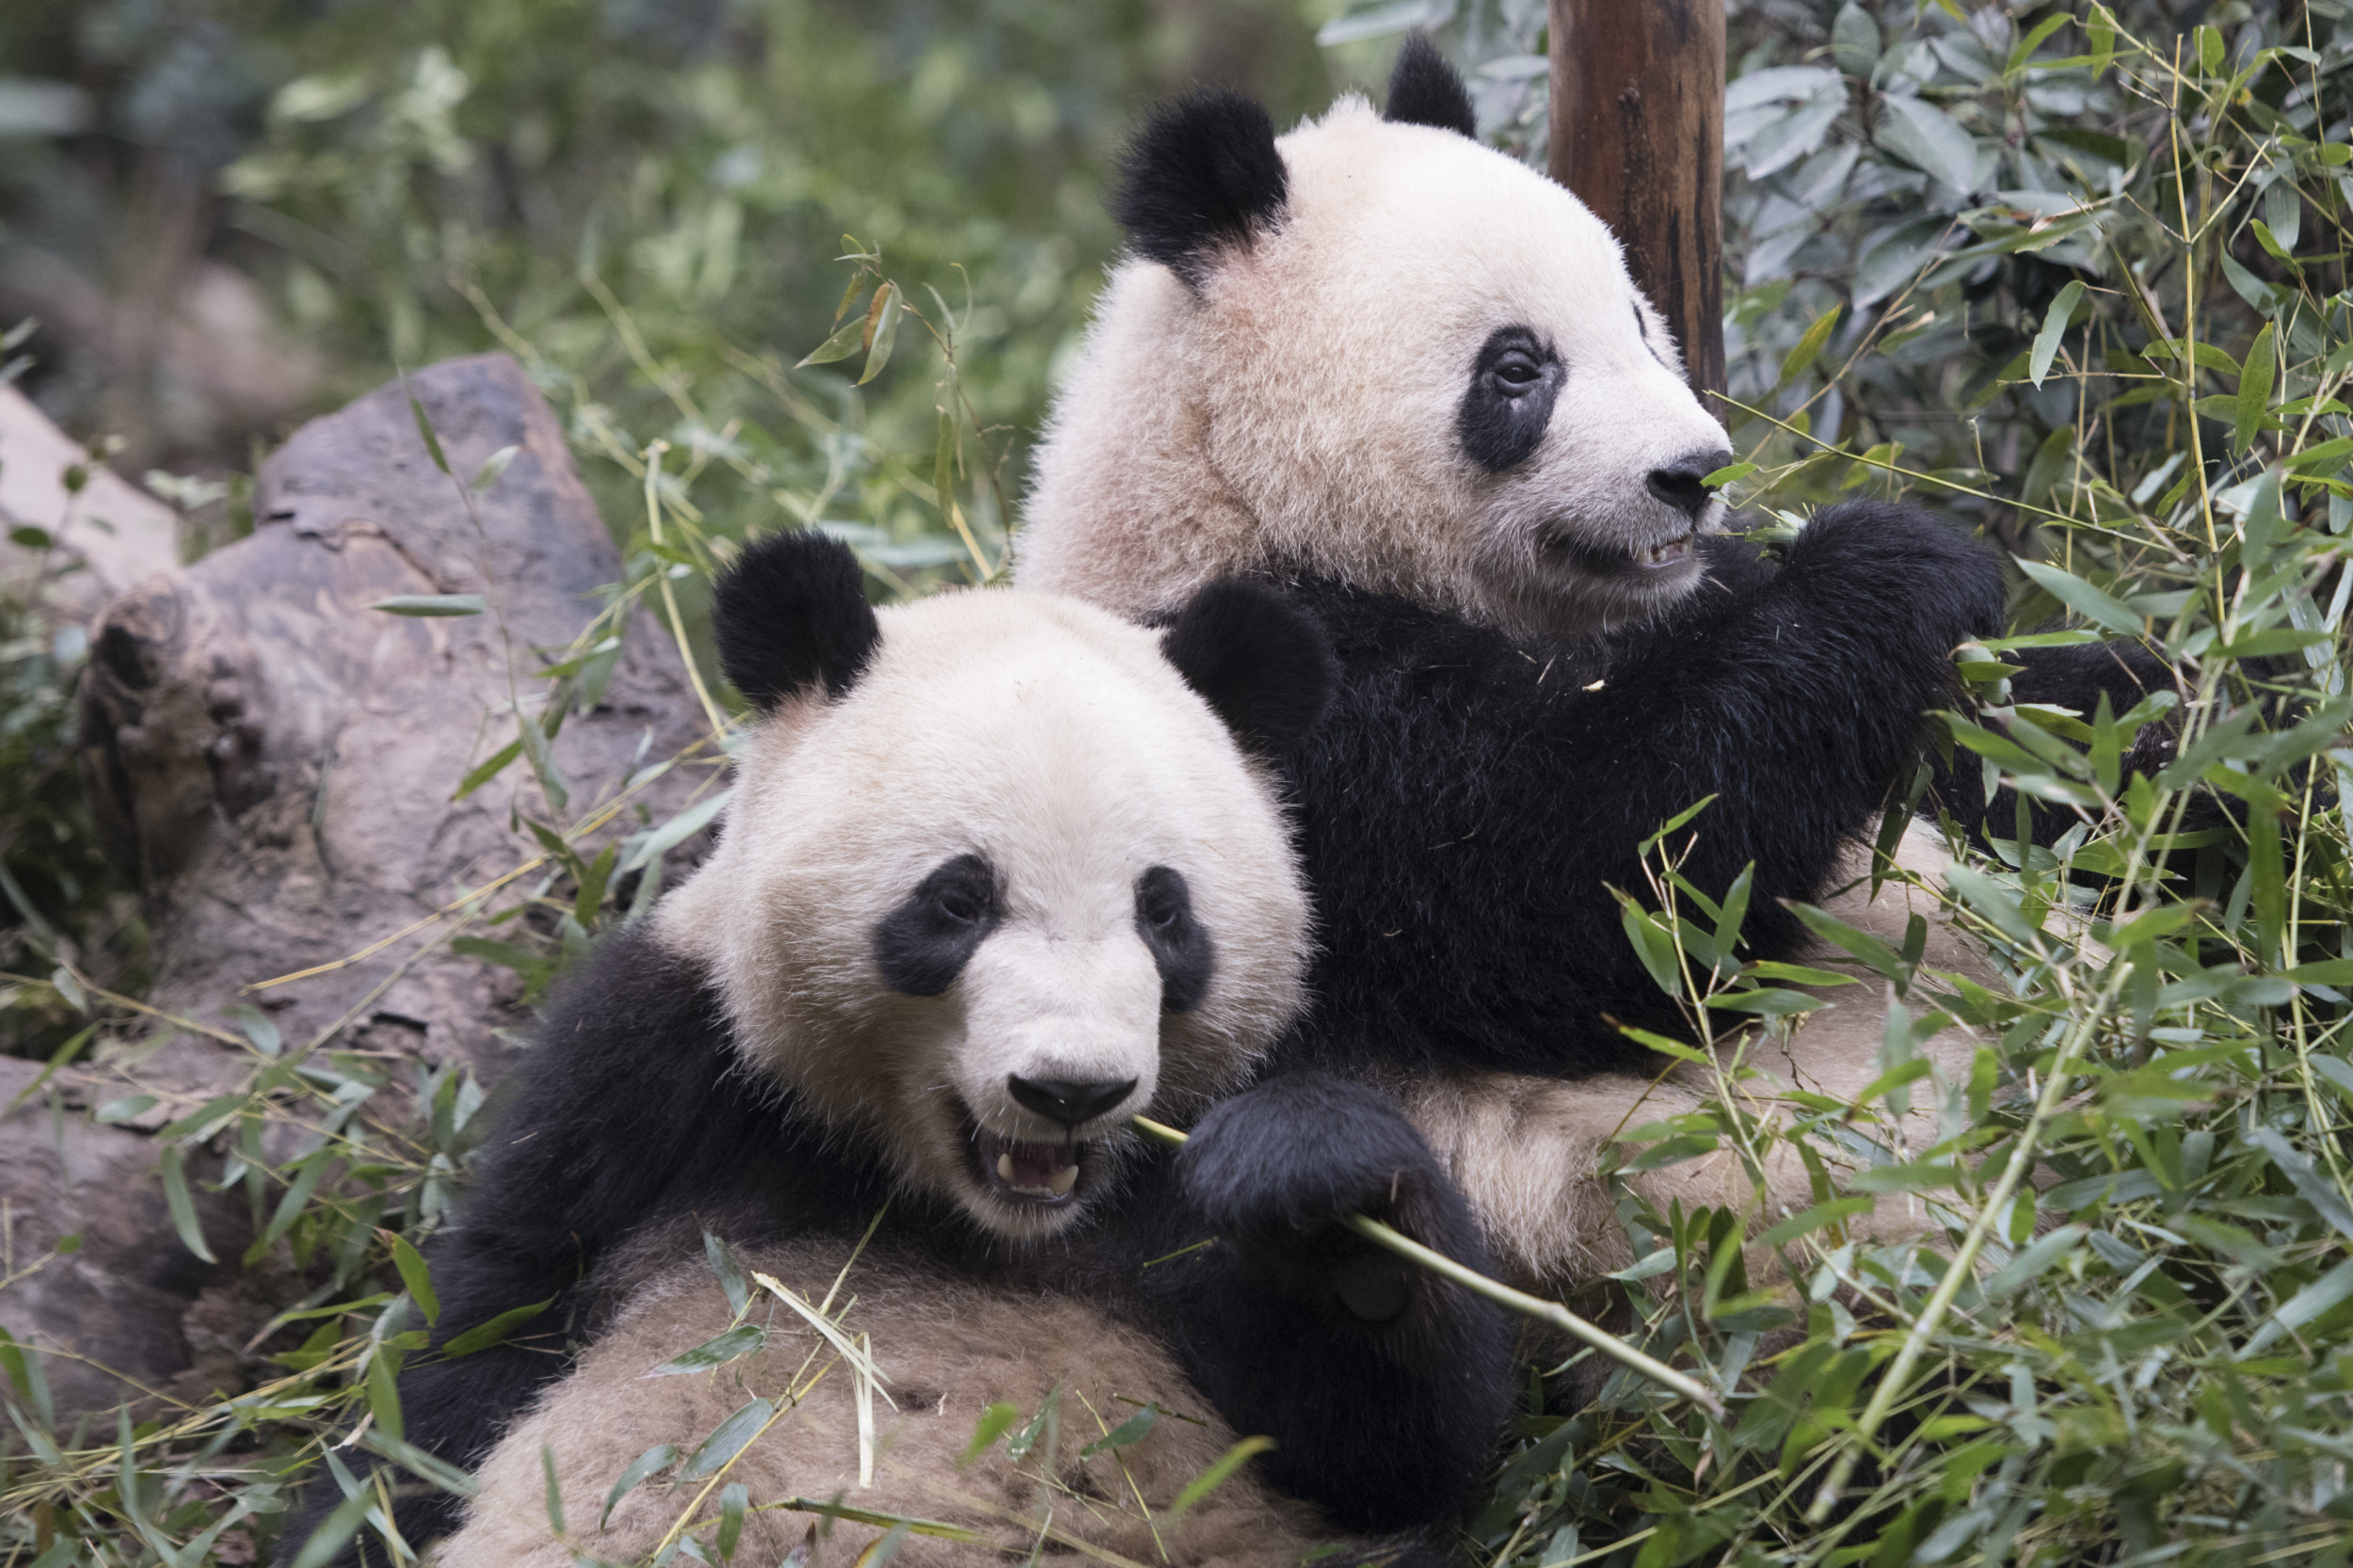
{"left": 1634, "top": 535, "right": 1695, "bottom": 570}
{"left": 969, "top": 1123, "right": 1083, "bottom": 1206}
{"left": 1538, "top": 527, "right": 1696, "bottom": 576}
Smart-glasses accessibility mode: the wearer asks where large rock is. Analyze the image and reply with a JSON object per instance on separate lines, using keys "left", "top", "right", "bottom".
{"left": 4, "top": 354, "right": 705, "bottom": 1416}
{"left": 75, "top": 352, "right": 703, "bottom": 1082}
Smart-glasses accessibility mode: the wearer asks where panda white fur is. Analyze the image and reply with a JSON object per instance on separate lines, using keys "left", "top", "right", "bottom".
{"left": 1016, "top": 39, "right": 2023, "bottom": 1292}
{"left": 299, "top": 532, "right": 1512, "bottom": 1568}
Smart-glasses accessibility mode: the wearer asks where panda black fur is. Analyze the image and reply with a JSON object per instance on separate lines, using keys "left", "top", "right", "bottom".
{"left": 1018, "top": 43, "right": 2048, "bottom": 1290}
{"left": 295, "top": 533, "right": 1511, "bottom": 1567}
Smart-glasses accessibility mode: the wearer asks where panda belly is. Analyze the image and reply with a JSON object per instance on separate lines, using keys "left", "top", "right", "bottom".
{"left": 443, "top": 1237, "right": 1369, "bottom": 1568}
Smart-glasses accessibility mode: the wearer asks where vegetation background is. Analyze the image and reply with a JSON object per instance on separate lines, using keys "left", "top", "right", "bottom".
{"left": 1, "top": 0, "right": 2350, "bottom": 1565}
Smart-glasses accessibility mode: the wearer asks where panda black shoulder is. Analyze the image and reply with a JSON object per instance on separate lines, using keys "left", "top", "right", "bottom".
{"left": 456, "top": 924, "right": 888, "bottom": 1272}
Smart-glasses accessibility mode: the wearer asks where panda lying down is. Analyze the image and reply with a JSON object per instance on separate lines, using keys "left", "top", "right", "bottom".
{"left": 336, "top": 532, "right": 1511, "bottom": 1567}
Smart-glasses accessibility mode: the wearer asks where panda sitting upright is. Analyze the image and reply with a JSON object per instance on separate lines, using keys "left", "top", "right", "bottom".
{"left": 300, "top": 532, "right": 1511, "bottom": 1567}
{"left": 1017, "top": 40, "right": 2016, "bottom": 1287}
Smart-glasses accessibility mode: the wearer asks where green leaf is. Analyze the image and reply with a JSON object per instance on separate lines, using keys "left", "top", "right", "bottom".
{"left": 2236, "top": 322, "right": 2278, "bottom": 454}
{"left": 648, "top": 1324, "right": 767, "bottom": 1377}
{"left": 223, "top": 1002, "right": 281, "bottom": 1056}
{"left": 2249, "top": 1128, "right": 2353, "bottom": 1244}
{"left": 1703, "top": 459, "right": 1758, "bottom": 489}
{"left": 158, "top": 1144, "right": 217, "bottom": 1263}
{"left": 796, "top": 313, "right": 867, "bottom": 367}
{"left": 1876, "top": 92, "right": 1979, "bottom": 190}
{"left": 1619, "top": 903, "right": 1688, "bottom": 997}
{"left": 365, "top": 1347, "right": 405, "bottom": 1443}
{"left": 1944, "top": 865, "right": 2046, "bottom": 948}
{"left": 1166, "top": 1435, "right": 1276, "bottom": 1522}
{"left": 542, "top": 1445, "right": 567, "bottom": 1536}
{"left": 452, "top": 736, "right": 524, "bottom": 801}
{"left": 1079, "top": 1403, "right": 1160, "bottom": 1457}
{"left": 716, "top": 1481, "right": 747, "bottom": 1560}
{"left": 1778, "top": 306, "right": 1840, "bottom": 386}
{"left": 2014, "top": 557, "right": 2143, "bottom": 636}
{"left": 2248, "top": 1256, "right": 2353, "bottom": 1354}
{"left": 389, "top": 1233, "right": 439, "bottom": 1324}
{"left": 857, "top": 281, "right": 902, "bottom": 387}
{"left": 441, "top": 1298, "right": 552, "bottom": 1357}
{"left": 1708, "top": 987, "right": 1830, "bottom": 1016}
{"left": 1832, "top": 3, "right": 1879, "bottom": 78}
{"left": 704, "top": 1229, "right": 751, "bottom": 1319}
{"left": 408, "top": 393, "right": 452, "bottom": 475}
{"left": 1757, "top": 1197, "right": 1875, "bottom": 1248}
{"left": 2029, "top": 280, "right": 2086, "bottom": 389}
{"left": 600, "top": 1444, "right": 678, "bottom": 1528}
{"left": 961, "top": 1402, "right": 1023, "bottom": 1464}
{"left": 471, "top": 443, "right": 520, "bottom": 493}
{"left": 370, "top": 594, "right": 487, "bottom": 616}
{"left": 681, "top": 1398, "right": 775, "bottom": 1480}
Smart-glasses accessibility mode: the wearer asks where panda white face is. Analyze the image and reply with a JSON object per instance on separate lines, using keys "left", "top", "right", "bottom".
{"left": 659, "top": 584, "right": 1312, "bottom": 1242}
{"left": 1019, "top": 77, "right": 1734, "bottom": 641}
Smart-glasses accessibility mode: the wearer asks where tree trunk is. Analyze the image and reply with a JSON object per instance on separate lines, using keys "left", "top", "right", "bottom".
{"left": 1548, "top": 0, "right": 1726, "bottom": 414}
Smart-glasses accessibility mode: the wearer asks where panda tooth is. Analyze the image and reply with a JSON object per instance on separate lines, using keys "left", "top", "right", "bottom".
{"left": 997, "top": 1152, "right": 1017, "bottom": 1185}
{"left": 1049, "top": 1164, "right": 1078, "bottom": 1197}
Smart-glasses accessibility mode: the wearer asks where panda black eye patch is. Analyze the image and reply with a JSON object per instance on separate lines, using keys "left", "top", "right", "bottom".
{"left": 875, "top": 854, "right": 1004, "bottom": 997}
{"left": 1134, "top": 865, "right": 1215, "bottom": 1013}
{"left": 1458, "top": 326, "right": 1564, "bottom": 473}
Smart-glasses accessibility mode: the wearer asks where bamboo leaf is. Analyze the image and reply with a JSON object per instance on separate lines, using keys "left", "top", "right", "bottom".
{"left": 1166, "top": 1435, "right": 1276, "bottom": 1521}
{"left": 388, "top": 1233, "right": 438, "bottom": 1324}
{"left": 2014, "top": 557, "right": 2143, "bottom": 636}
{"left": 441, "top": 1298, "right": 552, "bottom": 1357}
{"left": 680, "top": 1398, "right": 775, "bottom": 1480}
{"left": 646, "top": 1324, "right": 766, "bottom": 1377}
{"left": 2029, "top": 280, "right": 2086, "bottom": 389}
{"left": 856, "top": 282, "right": 902, "bottom": 386}
{"left": 158, "top": 1145, "right": 217, "bottom": 1263}
{"left": 371, "top": 594, "right": 487, "bottom": 617}
{"left": 600, "top": 1444, "right": 677, "bottom": 1528}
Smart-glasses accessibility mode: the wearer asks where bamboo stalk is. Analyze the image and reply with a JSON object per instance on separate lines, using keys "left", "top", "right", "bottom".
{"left": 1130, "top": 1115, "right": 1726, "bottom": 1420}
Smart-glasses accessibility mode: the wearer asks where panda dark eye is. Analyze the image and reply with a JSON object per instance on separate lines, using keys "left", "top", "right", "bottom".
{"left": 1493, "top": 354, "right": 1542, "bottom": 390}
{"left": 875, "top": 853, "right": 1003, "bottom": 997}
{"left": 1133, "top": 865, "right": 1214, "bottom": 1013}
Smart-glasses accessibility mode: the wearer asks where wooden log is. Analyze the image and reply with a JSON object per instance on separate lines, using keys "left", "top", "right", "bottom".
{"left": 1548, "top": 0, "right": 1726, "bottom": 412}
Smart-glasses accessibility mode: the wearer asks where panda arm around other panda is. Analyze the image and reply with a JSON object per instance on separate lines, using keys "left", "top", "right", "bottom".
{"left": 1270, "top": 500, "right": 2002, "bottom": 1080}
{"left": 1132, "top": 1072, "right": 1513, "bottom": 1531}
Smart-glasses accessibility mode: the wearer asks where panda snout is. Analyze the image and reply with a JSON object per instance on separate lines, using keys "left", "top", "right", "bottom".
{"left": 1645, "top": 448, "right": 1732, "bottom": 525}
{"left": 1007, "top": 1073, "right": 1139, "bottom": 1129}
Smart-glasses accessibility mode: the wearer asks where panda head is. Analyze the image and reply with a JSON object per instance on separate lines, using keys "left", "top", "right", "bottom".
{"left": 1019, "top": 35, "right": 1734, "bottom": 640}
{"left": 657, "top": 531, "right": 1333, "bottom": 1241}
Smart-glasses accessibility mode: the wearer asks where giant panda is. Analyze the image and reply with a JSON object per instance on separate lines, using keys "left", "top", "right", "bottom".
{"left": 294, "top": 532, "right": 1511, "bottom": 1567}
{"left": 1016, "top": 39, "right": 2030, "bottom": 1291}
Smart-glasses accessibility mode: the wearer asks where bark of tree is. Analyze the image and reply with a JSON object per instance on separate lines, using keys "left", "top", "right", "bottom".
{"left": 1549, "top": 0, "right": 1727, "bottom": 413}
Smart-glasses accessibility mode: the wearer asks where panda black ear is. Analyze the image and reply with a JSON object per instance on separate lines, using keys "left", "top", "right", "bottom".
{"left": 712, "top": 530, "right": 880, "bottom": 712}
{"left": 1160, "top": 579, "right": 1337, "bottom": 760}
{"left": 1112, "top": 90, "right": 1288, "bottom": 289}
{"left": 1383, "top": 32, "right": 1477, "bottom": 138}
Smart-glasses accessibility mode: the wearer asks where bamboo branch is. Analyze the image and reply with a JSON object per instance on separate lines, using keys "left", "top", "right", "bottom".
{"left": 1130, "top": 1115, "right": 1727, "bottom": 1420}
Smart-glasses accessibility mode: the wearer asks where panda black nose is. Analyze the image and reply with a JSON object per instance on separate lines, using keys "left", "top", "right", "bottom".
{"left": 1646, "top": 449, "right": 1731, "bottom": 524}
{"left": 1007, "top": 1075, "right": 1138, "bottom": 1128}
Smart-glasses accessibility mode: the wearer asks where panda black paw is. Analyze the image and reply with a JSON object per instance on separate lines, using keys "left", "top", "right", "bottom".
{"left": 1782, "top": 501, "right": 2006, "bottom": 653}
{"left": 1176, "top": 1073, "right": 1485, "bottom": 1320}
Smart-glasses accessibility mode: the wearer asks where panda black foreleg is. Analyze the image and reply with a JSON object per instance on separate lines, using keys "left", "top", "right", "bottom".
{"left": 1154, "top": 1073, "right": 1513, "bottom": 1533}
{"left": 1577, "top": 501, "right": 2004, "bottom": 948}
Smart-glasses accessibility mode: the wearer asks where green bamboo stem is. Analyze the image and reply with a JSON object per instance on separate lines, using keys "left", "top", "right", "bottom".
{"left": 1131, "top": 1114, "right": 1727, "bottom": 1420}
